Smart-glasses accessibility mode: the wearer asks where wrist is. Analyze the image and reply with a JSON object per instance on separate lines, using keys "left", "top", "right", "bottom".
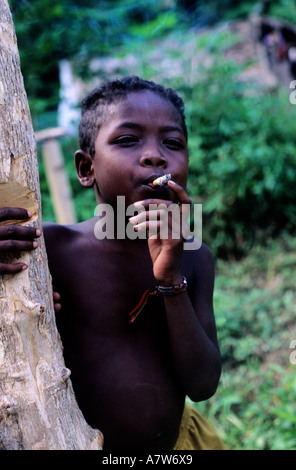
{"left": 129, "top": 275, "right": 188, "bottom": 324}
{"left": 157, "top": 273, "right": 183, "bottom": 287}
{"left": 157, "top": 276, "right": 187, "bottom": 296}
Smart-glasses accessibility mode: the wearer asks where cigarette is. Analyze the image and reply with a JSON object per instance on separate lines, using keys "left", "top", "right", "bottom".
{"left": 152, "top": 174, "right": 171, "bottom": 187}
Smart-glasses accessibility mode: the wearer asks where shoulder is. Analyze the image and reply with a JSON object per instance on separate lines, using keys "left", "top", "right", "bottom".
{"left": 43, "top": 221, "right": 89, "bottom": 255}
{"left": 182, "top": 240, "right": 215, "bottom": 292}
{"left": 44, "top": 219, "right": 94, "bottom": 240}
{"left": 183, "top": 239, "right": 214, "bottom": 271}
{"left": 44, "top": 221, "right": 75, "bottom": 246}
{"left": 43, "top": 218, "right": 99, "bottom": 253}
{"left": 43, "top": 221, "right": 96, "bottom": 282}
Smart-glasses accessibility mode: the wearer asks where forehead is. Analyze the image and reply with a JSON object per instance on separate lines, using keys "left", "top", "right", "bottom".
{"left": 101, "top": 90, "right": 184, "bottom": 132}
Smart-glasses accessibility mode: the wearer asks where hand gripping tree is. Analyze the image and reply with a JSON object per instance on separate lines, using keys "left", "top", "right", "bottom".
{"left": 0, "top": 0, "right": 103, "bottom": 450}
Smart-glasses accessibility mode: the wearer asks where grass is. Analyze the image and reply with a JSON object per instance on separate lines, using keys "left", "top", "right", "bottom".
{"left": 189, "top": 233, "right": 296, "bottom": 449}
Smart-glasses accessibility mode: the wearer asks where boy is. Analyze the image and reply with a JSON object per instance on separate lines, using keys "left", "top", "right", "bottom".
{"left": 0, "top": 76, "right": 224, "bottom": 450}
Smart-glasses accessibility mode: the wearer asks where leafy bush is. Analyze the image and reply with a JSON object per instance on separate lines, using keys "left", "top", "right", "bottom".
{"left": 179, "top": 47, "right": 296, "bottom": 258}
{"left": 192, "top": 234, "right": 296, "bottom": 449}
{"left": 269, "top": 0, "right": 296, "bottom": 25}
{"left": 179, "top": 0, "right": 296, "bottom": 25}
{"left": 11, "top": 0, "right": 185, "bottom": 116}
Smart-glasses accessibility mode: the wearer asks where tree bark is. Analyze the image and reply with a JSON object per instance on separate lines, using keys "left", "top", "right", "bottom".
{"left": 0, "top": 0, "right": 103, "bottom": 450}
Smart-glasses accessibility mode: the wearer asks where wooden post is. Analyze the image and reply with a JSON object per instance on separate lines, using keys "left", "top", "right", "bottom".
{"left": 0, "top": 0, "right": 103, "bottom": 449}
{"left": 35, "top": 127, "right": 76, "bottom": 225}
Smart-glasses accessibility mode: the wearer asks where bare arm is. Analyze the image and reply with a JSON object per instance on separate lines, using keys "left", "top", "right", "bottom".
{"left": 163, "top": 245, "right": 221, "bottom": 402}
{"left": 130, "top": 181, "right": 221, "bottom": 401}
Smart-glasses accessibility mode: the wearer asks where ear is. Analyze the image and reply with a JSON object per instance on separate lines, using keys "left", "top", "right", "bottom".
{"left": 74, "top": 150, "right": 95, "bottom": 188}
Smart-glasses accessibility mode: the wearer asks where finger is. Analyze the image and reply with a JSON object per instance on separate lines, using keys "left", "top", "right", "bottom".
{"left": 54, "top": 302, "right": 62, "bottom": 313}
{"left": 134, "top": 218, "right": 182, "bottom": 241}
{"left": 129, "top": 208, "right": 163, "bottom": 225}
{"left": 133, "top": 219, "right": 159, "bottom": 239}
{"left": 134, "top": 181, "right": 191, "bottom": 208}
{"left": 0, "top": 262, "right": 28, "bottom": 275}
{"left": 167, "top": 180, "right": 192, "bottom": 205}
{"left": 53, "top": 292, "right": 61, "bottom": 312}
{"left": 0, "top": 239, "right": 38, "bottom": 252}
{"left": 0, "top": 225, "right": 41, "bottom": 241}
{"left": 130, "top": 206, "right": 181, "bottom": 226}
{"left": 0, "top": 207, "right": 32, "bottom": 222}
{"left": 131, "top": 203, "right": 181, "bottom": 224}
{"left": 134, "top": 200, "right": 169, "bottom": 210}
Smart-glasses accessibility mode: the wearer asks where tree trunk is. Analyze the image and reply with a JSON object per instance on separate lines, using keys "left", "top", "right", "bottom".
{"left": 0, "top": 0, "right": 103, "bottom": 450}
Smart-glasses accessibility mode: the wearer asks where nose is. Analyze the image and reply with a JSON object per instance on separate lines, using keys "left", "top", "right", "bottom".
{"left": 140, "top": 152, "right": 167, "bottom": 168}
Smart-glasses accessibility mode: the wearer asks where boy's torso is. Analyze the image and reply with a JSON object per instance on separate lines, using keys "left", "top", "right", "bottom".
{"left": 44, "top": 220, "right": 194, "bottom": 450}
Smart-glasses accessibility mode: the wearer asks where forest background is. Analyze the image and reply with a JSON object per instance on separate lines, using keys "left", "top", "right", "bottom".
{"left": 9, "top": 0, "right": 296, "bottom": 449}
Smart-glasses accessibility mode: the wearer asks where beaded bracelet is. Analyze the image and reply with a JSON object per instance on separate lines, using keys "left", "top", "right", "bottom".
{"left": 157, "top": 276, "right": 188, "bottom": 296}
{"left": 129, "top": 276, "right": 187, "bottom": 324}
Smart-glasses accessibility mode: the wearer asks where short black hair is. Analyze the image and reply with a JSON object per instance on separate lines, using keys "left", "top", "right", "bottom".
{"left": 78, "top": 76, "right": 188, "bottom": 158}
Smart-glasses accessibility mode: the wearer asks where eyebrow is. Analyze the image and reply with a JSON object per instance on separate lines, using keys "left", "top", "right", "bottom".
{"left": 115, "top": 122, "right": 143, "bottom": 131}
{"left": 115, "top": 121, "right": 185, "bottom": 135}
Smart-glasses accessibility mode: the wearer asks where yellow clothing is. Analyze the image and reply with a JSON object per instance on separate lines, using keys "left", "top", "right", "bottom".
{"left": 173, "top": 405, "right": 226, "bottom": 450}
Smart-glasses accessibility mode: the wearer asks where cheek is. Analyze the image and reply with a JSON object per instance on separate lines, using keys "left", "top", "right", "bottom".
{"left": 173, "top": 162, "right": 188, "bottom": 187}
{"left": 94, "top": 164, "right": 133, "bottom": 202}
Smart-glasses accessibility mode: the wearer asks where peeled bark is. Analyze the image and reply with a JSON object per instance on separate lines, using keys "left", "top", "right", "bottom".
{"left": 0, "top": 0, "right": 103, "bottom": 450}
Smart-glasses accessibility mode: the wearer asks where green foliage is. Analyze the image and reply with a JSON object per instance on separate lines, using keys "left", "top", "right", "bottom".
{"left": 177, "top": 35, "right": 296, "bottom": 257}
{"left": 182, "top": 0, "right": 260, "bottom": 25}
{"left": 191, "top": 235, "right": 296, "bottom": 449}
{"left": 178, "top": 0, "right": 296, "bottom": 25}
{"left": 268, "top": 0, "right": 296, "bottom": 24}
{"left": 9, "top": 0, "right": 184, "bottom": 116}
{"left": 129, "top": 11, "right": 179, "bottom": 39}
{"left": 215, "top": 235, "right": 296, "bottom": 365}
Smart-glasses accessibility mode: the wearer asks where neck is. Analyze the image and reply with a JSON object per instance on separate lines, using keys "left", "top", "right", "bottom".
{"left": 91, "top": 211, "right": 148, "bottom": 252}
{"left": 94, "top": 192, "right": 147, "bottom": 246}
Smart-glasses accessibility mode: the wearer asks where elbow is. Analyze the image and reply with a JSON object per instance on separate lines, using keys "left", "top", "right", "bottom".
{"left": 186, "top": 363, "right": 222, "bottom": 403}
{"left": 187, "top": 380, "right": 219, "bottom": 403}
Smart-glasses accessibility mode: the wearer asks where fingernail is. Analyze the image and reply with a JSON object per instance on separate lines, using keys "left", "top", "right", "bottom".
{"left": 22, "top": 265, "right": 28, "bottom": 271}
{"left": 36, "top": 229, "right": 41, "bottom": 237}
{"left": 33, "top": 241, "right": 38, "bottom": 249}
{"left": 27, "top": 210, "right": 32, "bottom": 218}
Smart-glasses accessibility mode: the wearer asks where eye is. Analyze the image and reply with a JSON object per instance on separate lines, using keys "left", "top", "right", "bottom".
{"left": 113, "top": 135, "right": 139, "bottom": 147}
{"left": 163, "top": 138, "right": 185, "bottom": 150}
